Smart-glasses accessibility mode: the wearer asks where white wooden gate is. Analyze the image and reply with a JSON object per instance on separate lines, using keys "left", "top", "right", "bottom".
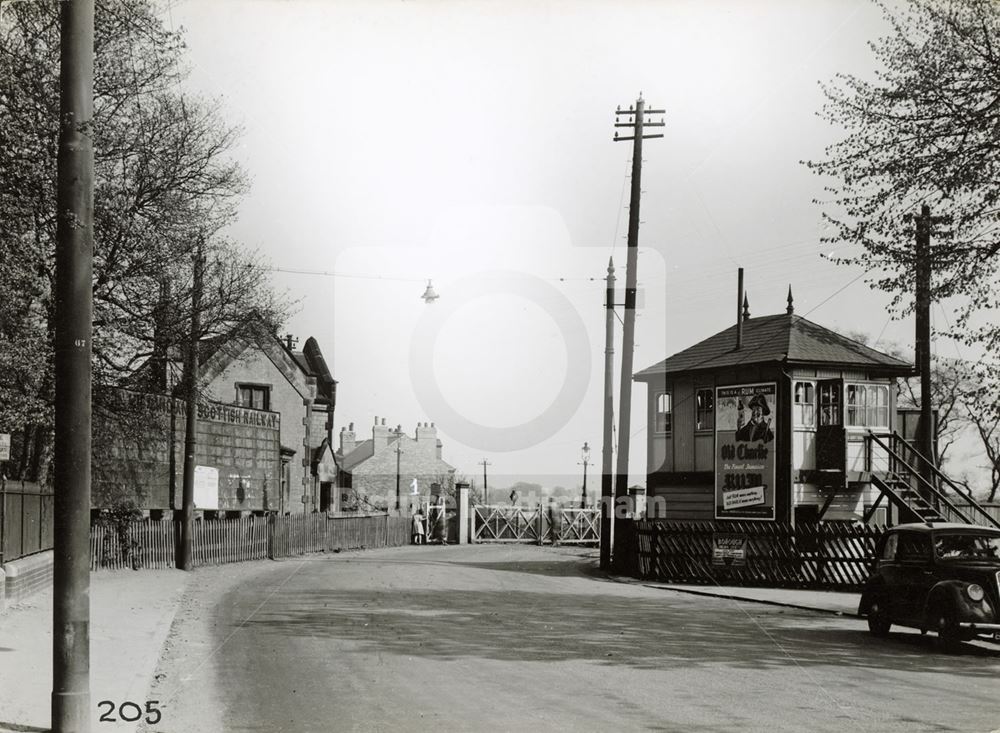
{"left": 473, "top": 505, "right": 599, "bottom": 544}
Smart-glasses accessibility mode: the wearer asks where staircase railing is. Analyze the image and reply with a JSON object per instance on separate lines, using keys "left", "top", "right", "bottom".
{"left": 867, "top": 431, "right": 1000, "bottom": 530}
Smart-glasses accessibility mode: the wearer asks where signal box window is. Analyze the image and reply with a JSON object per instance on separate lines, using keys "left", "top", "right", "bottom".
{"left": 818, "top": 383, "right": 840, "bottom": 426}
{"left": 695, "top": 388, "right": 714, "bottom": 431}
{"left": 846, "top": 384, "right": 889, "bottom": 428}
{"left": 654, "top": 393, "right": 672, "bottom": 434}
{"left": 238, "top": 384, "right": 270, "bottom": 411}
{"left": 793, "top": 382, "right": 815, "bottom": 427}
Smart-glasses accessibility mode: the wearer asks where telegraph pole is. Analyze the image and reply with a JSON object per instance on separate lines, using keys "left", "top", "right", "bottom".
{"left": 480, "top": 459, "right": 491, "bottom": 505}
{"left": 906, "top": 204, "right": 951, "bottom": 494}
{"left": 178, "top": 236, "right": 205, "bottom": 571}
{"left": 600, "top": 258, "right": 616, "bottom": 569}
{"left": 611, "top": 95, "right": 664, "bottom": 566}
{"left": 395, "top": 437, "right": 403, "bottom": 512}
{"left": 52, "top": 0, "right": 95, "bottom": 729}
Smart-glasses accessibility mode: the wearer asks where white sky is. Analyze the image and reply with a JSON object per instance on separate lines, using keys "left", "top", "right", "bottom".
{"left": 164, "top": 0, "right": 982, "bottom": 493}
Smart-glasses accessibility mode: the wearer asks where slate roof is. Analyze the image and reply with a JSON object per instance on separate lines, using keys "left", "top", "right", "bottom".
{"left": 635, "top": 313, "right": 912, "bottom": 380}
{"left": 337, "top": 439, "right": 375, "bottom": 471}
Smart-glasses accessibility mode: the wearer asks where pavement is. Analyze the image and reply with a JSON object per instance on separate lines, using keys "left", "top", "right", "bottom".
{"left": 0, "top": 569, "right": 189, "bottom": 733}
{"left": 0, "top": 554, "right": 859, "bottom": 733}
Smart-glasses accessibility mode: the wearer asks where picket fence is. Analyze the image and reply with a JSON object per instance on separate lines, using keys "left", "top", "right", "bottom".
{"left": 90, "top": 512, "right": 411, "bottom": 571}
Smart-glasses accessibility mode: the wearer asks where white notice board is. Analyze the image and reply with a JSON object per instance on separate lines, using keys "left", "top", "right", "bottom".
{"left": 193, "top": 465, "right": 219, "bottom": 510}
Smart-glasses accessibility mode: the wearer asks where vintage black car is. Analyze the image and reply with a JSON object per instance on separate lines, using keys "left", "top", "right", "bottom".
{"left": 859, "top": 522, "right": 1000, "bottom": 651}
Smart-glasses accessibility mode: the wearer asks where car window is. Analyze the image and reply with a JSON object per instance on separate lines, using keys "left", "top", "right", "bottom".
{"left": 881, "top": 533, "right": 898, "bottom": 561}
{"left": 896, "top": 533, "right": 930, "bottom": 563}
{"left": 934, "top": 533, "right": 1000, "bottom": 561}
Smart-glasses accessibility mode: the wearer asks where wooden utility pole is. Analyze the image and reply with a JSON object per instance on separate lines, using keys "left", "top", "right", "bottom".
{"left": 611, "top": 95, "right": 663, "bottom": 565}
{"left": 178, "top": 236, "right": 205, "bottom": 571}
{"left": 480, "top": 459, "right": 491, "bottom": 505}
{"left": 906, "top": 204, "right": 951, "bottom": 495}
{"left": 599, "top": 258, "right": 616, "bottom": 569}
{"left": 53, "top": 1, "right": 95, "bottom": 729}
{"left": 395, "top": 437, "right": 403, "bottom": 512}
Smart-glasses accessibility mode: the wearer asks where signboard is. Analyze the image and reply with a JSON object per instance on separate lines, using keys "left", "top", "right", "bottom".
{"left": 712, "top": 533, "right": 748, "bottom": 566}
{"left": 0, "top": 433, "right": 9, "bottom": 461}
{"left": 715, "top": 383, "right": 776, "bottom": 520}
{"left": 193, "top": 465, "right": 219, "bottom": 510}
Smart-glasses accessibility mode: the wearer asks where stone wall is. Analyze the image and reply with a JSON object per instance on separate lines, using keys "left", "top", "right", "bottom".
{"left": 92, "top": 389, "right": 280, "bottom": 512}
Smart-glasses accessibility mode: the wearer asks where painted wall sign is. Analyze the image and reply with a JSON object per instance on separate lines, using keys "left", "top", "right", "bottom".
{"left": 715, "top": 383, "right": 777, "bottom": 520}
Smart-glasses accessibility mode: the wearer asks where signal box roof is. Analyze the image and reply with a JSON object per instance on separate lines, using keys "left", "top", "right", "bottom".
{"left": 635, "top": 313, "right": 912, "bottom": 380}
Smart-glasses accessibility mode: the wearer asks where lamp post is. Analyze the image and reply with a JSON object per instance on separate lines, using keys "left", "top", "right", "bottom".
{"left": 579, "top": 441, "right": 590, "bottom": 509}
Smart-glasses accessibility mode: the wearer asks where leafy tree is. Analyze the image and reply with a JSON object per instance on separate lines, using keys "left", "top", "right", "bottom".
{"left": 808, "top": 0, "right": 1000, "bottom": 353}
{"left": 959, "top": 367, "right": 1000, "bottom": 502}
{"left": 0, "top": 1, "right": 288, "bottom": 483}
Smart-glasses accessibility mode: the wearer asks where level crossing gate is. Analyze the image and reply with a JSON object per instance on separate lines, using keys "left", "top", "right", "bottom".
{"left": 473, "top": 504, "right": 599, "bottom": 545}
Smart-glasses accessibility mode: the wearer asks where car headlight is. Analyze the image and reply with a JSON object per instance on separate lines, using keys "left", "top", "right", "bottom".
{"left": 966, "top": 584, "right": 985, "bottom": 602}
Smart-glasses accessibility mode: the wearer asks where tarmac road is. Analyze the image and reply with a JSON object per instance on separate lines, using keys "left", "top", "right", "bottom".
{"left": 144, "top": 544, "right": 1000, "bottom": 733}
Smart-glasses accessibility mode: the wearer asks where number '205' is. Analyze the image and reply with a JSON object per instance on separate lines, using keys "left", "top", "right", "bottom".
{"left": 97, "top": 700, "right": 162, "bottom": 725}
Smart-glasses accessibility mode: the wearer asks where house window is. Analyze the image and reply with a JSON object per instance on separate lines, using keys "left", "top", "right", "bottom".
{"left": 793, "top": 381, "right": 815, "bottom": 427}
{"left": 846, "top": 384, "right": 889, "bottom": 428}
{"left": 695, "top": 388, "right": 714, "bottom": 431}
{"left": 237, "top": 384, "right": 270, "bottom": 410}
{"left": 654, "top": 393, "right": 672, "bottom": 434}
{"left": 818, "top": 383, "right": 840, "bottom": 426}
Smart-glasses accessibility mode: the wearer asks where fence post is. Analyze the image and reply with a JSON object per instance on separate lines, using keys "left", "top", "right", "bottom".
{"left": 537, "top": 503, "right": 543, "bottom": 546}
{"left": 648, "top": 522, "right": 657, "bottom": 580}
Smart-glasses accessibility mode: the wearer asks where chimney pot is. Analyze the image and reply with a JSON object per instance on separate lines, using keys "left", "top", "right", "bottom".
{"left": 381, "top": 418, "right": 386, "bottom": 426}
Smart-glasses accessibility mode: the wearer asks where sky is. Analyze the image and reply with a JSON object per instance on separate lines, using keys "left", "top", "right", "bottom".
{"left": 162, "top": 0, "right": 985, "bottom": 495}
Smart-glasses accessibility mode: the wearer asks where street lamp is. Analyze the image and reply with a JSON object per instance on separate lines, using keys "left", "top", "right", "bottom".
{"left": 579, "top": 441, "right": 590, "bottom": 508}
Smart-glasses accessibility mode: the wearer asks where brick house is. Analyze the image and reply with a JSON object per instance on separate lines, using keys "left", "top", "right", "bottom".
{"left": 197, "top": 329, "right": 338, "bottom": 514}
{"left": 336, "top": 418, "right": 456, "bottom": 511}
{"left": 104, "top": 320, "right": 338, "bottom": 514}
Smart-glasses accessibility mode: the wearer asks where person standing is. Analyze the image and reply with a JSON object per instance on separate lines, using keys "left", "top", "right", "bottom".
{"left": 411, "top": 508, "right": 426, "bottom": 545}
{"left": 547, "top": 495, "right": 562, "bottom": 546}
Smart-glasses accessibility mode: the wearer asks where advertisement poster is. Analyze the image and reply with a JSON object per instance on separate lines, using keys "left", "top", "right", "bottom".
{"left": 712, "top": 533, "right": 748, "bottom": 566}
{"left": 715, "top": 383, "right": 776, "bottom": 520}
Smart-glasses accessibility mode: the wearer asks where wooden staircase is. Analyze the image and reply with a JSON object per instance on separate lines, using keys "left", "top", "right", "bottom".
{"left": 866, "top": 432, "right": 1000, "bottom": 529}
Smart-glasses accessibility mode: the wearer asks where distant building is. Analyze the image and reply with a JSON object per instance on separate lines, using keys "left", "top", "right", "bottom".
{"left": 336, "top": 418, "right": 456, "bottom": 511}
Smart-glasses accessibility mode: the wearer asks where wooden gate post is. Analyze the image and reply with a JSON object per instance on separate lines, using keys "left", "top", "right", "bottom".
{"left": 456, "top": 482, "right": 470, "bottom": 544}
{"left": 537, "top": 503, "right": 543, "bottom": 546}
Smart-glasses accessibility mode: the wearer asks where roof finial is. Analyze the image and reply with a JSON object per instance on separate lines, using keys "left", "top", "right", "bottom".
{"left": 742, "top": 293, "right": 750, "bottom": 321}
{"left": 786, "top": 285, "right": 794, "bottom": 315}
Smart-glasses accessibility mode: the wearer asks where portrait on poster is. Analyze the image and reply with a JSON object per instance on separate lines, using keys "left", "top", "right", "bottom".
{"left": 715, "top": 383, "right": 777, "bottom": 520}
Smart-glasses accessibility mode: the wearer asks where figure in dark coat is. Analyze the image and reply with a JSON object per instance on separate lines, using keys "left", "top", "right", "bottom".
{"left": 735, "top": 393, "right": 774, "bottom": 444}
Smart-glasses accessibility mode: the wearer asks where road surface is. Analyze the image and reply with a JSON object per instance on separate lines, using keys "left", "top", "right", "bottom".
{"left": 144, "top": 544, "right": 1000, "bottom": 733}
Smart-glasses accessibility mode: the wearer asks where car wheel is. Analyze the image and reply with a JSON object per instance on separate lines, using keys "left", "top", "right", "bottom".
{"left": 867, "top": 597, "right": 891, "bottom": 637}
{"left": 933, "top": 606, "right": 962, "bottom": 654}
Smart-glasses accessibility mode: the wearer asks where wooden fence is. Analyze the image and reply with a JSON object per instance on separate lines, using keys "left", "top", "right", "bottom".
{"left": 629, "top": 520, "right": 884, "bottom": 591}
{"left": 89, "top": 512, "right": 411, "bottom": 570}
{"left": 1, "top": 484, "right": 54, "bottom": 564}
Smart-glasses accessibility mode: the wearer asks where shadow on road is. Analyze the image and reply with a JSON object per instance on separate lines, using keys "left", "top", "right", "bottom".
{"left": 233, "top": 562, "right": 1000, "bottom": 676}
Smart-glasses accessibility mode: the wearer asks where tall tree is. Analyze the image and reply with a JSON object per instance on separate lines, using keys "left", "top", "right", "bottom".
{"left": 0, "top": 1, "right": 288, "bottom": 482}
{"left": 960, "top": 365, "right": 1000, "bottom": 501}
{"left": 808, "top": 0, "right": 1000, "bottom": 353}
